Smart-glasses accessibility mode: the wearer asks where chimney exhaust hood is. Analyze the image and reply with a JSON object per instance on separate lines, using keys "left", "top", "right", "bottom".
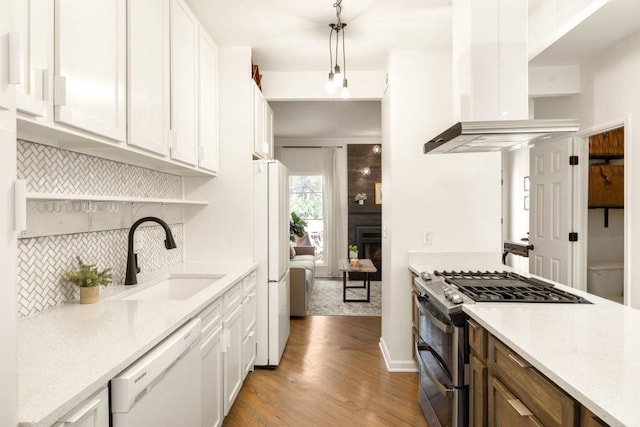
{"left": 424, "top": 1, "right": 579, "bottom": 155}
{"left": 423, "top": 119, "right": 580, "bottom": 154}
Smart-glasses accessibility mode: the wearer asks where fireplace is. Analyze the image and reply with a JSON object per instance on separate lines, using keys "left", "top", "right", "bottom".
{"left": 353, "top": 225, "right": 382, "bottom": 281}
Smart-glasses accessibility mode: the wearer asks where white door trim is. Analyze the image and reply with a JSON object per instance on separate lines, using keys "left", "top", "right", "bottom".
{"left": 573, "top": 116, "right": 631, "bottom": 302}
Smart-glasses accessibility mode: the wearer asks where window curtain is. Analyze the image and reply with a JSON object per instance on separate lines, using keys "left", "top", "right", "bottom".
{"left": 324, "top": 146, "right": 348, "bottom": 277}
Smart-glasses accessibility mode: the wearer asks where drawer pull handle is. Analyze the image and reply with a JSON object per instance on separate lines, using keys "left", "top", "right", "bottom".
{"left": 508, "top": 352, "right": 531, "bottom": 368}
{"left": 508, "top": 399, "right": 533, "bottom": 417}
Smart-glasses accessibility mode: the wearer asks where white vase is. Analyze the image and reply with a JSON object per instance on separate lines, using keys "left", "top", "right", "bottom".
{"left": 358, "top": 200, "right": 364, "bottom": 205}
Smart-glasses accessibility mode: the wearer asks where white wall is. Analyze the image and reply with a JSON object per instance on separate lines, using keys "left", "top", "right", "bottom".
{"left": 504, "top": 147, "right": 531, "bottom": 272}
{"left": 534, "top": 29, "right": 640, "bottom": 307}
{"left": 184, "top": 47, "right": 255, "bottom": 262}
{"left": 0, "top": 1, "right": 18, "bottom": 423}
{"left": 260, "top": 70, "right": 385, "bottom": 101}
{"left": 380, "top": 49, "right": 502, "bottom": 370}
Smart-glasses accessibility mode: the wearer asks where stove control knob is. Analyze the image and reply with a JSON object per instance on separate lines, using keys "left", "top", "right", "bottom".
{"left": 443, "top": 288, "right": 451, "bottom": 297}
{"left": 450, "top": 294, "right": 463, "bottom": 304}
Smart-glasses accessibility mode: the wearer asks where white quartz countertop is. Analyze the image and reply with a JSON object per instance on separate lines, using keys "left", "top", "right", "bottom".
{"left": 18, "top": 261, "right": 256, "bottom": 427}
{"left": 407, "top": 252, "right": 639, "bottom": 427}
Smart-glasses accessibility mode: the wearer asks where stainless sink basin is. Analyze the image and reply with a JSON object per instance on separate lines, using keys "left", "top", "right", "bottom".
{"left": 122, "top": 276, "right": 224, "bottom": 301}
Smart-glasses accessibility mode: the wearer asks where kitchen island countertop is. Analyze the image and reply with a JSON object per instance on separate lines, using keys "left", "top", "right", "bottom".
{"left": 408, "top": 252, "right": 638, "bottom": 427}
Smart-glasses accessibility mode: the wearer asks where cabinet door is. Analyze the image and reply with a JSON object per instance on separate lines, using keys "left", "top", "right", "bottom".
{"left": 265, "top": 102, "right": 273, "bottom": 159}
{"left": 53, "top": 386, "right": 109, "bottom": 427}
{"left": 0, "top": 0, "right": 15, "bottom": 112}
{"left": 201, "top": 326, "right": 224, "bottom": 427}
{"left": 469, "top": 355, "right": 487, "bottom": 427}
{"left": 169, "top": 0, "right": 198, "bottom": 165}
{"left": 241, "top": 327, "right": 256, "bottom": 377}
{"left": 223, "top": 305, "right": 243, "bottom": 415}
{"left": 488, "top": 376, "right": 544, "bottom": 427}
{"left": 242, "top": 290, "right": 256, "bottom": 337}
{"left": 54, "top": 0, "right": 126, "bottom": 141}
{"left": 15, "top": 0, "right": 53, "bottom": 118}
{"left": 127, "top": 0, "right": 170, "bottom": 156}
{"left": 252, "top": 82, "right": 265, "bottom": 158}
{"left": 198, "top": 29, "right": 219, "bottom": 173}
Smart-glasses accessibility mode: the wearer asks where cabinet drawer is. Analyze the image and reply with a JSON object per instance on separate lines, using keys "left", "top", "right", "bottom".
{"left": 488, "top": 375, "right": 544, "bottom": 427}
{"left": 242, "top": 271, "right": 256, "bottom": 297}
{"left": 223, "top": 282, "right": 243, "bottom": 313}
{"left": 469, "top": 354, "right": 487, "bottom": 427}
{"left": 468, "top": 319, "right": 487, "bottom": 359}
{"left": 580, "top": 406, "right": 609, "bottom": 427}
{"left": 488, "top": 336, "right": 577, "bottom": 427}
{"left": 196, "top": 299, "right": 222, "bottom": 336}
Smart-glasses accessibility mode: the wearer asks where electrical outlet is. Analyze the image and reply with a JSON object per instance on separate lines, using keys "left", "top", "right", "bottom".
{"left": 423, "top": 231, "right": 433, "bottom": 246}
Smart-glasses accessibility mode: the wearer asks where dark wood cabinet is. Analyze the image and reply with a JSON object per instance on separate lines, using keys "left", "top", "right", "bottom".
{"left": 580, "top": 406, "right": 608, "bottom": 427}
{"left": 488, "top": 376, "right": 544, "bottom": 427}
{"left": 467, "top": 319, "right": 609, "bottom": 427}
{"left": 470, "top": 354, "right": 488, "bottom": 427}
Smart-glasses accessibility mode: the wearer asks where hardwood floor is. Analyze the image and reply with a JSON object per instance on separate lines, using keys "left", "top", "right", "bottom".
{"left": 223, "top": 316, "right": 427, "bottom": 427}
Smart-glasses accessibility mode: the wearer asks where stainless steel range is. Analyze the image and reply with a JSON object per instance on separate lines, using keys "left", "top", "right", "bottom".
{"left": 413, "top": 270, "right": 589, "bottom": 427}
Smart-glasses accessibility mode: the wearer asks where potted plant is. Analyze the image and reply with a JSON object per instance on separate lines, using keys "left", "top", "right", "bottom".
{"left": 290, "top": 212, "right": 307, "bottom": 242}
{"left": 355, "top": 193, "right": 367, "bottom": 205}
{"left": 62, "top": 257, "right": 113, "bottom": 304}
{"left": 348, "top": 244, "right": 359, "bottom": 266}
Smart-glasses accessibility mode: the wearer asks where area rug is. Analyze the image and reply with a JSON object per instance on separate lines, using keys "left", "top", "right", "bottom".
{"left": 306, "top": 278, "right": 381, "bottom": 316}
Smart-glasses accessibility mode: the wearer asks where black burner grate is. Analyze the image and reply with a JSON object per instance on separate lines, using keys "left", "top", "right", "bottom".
{"left": 434, "top": 271, "right": 588, "bottom": 303}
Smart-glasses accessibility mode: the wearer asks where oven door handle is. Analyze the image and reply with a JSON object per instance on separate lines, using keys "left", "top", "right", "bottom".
{"left": 415, "top": 343, "right": 454, "bottom": 398}
{"left": 418, "top": 303, "right": 453, "bottom": 334}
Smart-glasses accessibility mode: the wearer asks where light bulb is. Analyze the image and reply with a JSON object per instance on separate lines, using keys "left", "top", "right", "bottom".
{"left": 333, "top": 65, "right": 342, "bottom": 84}
{"left": 326, "top": 72, "right": 337, "bottom": 93}
{"left": 340, "top": 79, "right": 349, "bottom": 99}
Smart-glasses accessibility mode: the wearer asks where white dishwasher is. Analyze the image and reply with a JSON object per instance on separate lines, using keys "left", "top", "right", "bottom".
{"left": 111, "top": 318, "right": 202, "bottom": 427}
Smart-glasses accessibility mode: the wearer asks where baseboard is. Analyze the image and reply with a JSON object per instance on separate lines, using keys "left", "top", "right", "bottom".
{"left": 379, "top": 337, "right": 418, "bottom": 372}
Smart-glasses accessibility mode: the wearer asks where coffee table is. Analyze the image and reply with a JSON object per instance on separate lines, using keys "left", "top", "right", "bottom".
{"left": 339, "top": 259, "right": 377, "bottom": 303}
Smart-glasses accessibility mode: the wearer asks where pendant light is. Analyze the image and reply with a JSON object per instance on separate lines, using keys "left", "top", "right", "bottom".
{"left": 326, "top": 1, "right": 349, "bottom": 99}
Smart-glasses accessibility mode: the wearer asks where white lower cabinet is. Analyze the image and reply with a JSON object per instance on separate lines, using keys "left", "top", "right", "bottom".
{"left": 241, "top": 289, "right": 257, "bottom": 377}
{"left": 53, "top": 386, "right": 109, "bottom": 427}
{"left": 223, "top": 304, "right": 243, "bottom": 415}
{"left": 201, "top": 325, "right": 224, "bottom": 427}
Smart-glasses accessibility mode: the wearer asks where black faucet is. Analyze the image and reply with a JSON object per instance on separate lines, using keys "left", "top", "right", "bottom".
{"left": 125, "top": 217, "right": 177, "bottom": 285}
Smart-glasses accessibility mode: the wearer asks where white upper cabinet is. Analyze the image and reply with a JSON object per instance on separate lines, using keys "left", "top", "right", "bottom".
{"left": 265, "top": 102, "right": 274, "bottom": 159}
{"left": 54, "top": 0, "right": 126, "bottom": 142}
{"left": 127, "top": 0, "right": 170, "bottom": 156}
{"left": 198, "top": 29, "right": 219, "bottom": 174}
{"left": 0, "top": 0, "right": 15, "bottom": 112}
{"left": 15, "top": 0, "right": 53, "bottom": 119}
{"left": 252, "top": 81, "right": 273, "bottom": 159}
{"left": 169, "top": 0, "right": 198, "bottom": 166}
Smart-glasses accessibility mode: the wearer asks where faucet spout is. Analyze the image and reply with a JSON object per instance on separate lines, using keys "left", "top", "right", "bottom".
{"left": 125, "top": 217, "right": 177, "bottom": 285}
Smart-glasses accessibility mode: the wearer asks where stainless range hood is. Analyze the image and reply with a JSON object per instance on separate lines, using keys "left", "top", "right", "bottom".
{"left": 423, "top": 119, "right": 580, "bottom": 154}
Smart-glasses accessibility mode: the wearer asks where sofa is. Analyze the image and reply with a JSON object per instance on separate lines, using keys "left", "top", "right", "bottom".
{"left": 289, "top": 245, "right": 315, "bottom": 316}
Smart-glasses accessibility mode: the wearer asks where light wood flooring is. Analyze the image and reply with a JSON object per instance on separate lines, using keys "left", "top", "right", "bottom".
{"left": 223, "top": 316, "right": 427, "bottom": 426}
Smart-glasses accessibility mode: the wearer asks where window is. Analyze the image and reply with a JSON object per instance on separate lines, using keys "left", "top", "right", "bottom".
{"left": 289, "top": 175, "right": 324, "bottom": 263}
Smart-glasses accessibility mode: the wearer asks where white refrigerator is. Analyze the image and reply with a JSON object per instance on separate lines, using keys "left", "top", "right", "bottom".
{"left": 253, "top": 160, "right": 290, "bottom": 367}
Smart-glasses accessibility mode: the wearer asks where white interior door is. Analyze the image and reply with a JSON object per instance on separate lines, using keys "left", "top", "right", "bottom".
{"left": 529, "top": 137, "right": 573, "bottom": 285}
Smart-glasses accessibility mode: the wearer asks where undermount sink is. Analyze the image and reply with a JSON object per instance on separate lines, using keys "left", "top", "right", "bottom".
{"left": 122, "top": 276, "right": 224, "bottom": 301}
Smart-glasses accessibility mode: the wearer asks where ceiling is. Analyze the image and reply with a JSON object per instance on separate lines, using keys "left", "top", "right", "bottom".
{"left": 187, "top": 0, "right": 452, "bottom": 71}
{"left": 530, "top": 0, "right": 640, "bottom": 66}
{"left": 186, "top": 0, "right": 640, "bottom": 141}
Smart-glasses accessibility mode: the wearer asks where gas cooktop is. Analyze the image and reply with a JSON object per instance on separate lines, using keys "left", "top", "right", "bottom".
{"left": 434, "top": 270, "right": 589, "bottom": 303}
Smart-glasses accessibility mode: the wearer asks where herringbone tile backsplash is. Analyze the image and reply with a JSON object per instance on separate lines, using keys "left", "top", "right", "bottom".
{"left": 17, "top": 141, "right": 185, "bottom": 318}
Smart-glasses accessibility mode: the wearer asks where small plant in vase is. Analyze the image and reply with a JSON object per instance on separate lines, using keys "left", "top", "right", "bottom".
{"left": 355, "top": 193, "right": 367, "bottom": 205}
{"left": 62, "top": 257, "right": 113, "bottom": 304}
{"left": 348, "top": 244, "right": 359, "bottom": 266}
